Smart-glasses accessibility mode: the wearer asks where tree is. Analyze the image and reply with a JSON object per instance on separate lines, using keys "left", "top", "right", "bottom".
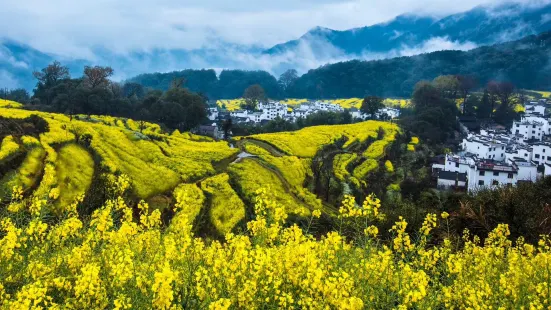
{"left": 122, "top": 82, "right": 145, "bottom": 98}
{"left": 476, "top": 89, "right": 492, "bottom": 119}
{"left": 170, "top": 77, "right": 186, "bottom": 89}
{"left": 278, "top": 69, "right": 298, "bottom": 92}
{"left": 33, "top": 61, "right": 70, "bottom": 86}
{"left": 360, "top": 96, "right": 384, "bottom": 118}
{"left": 433, "top": 75, "right": 460, "bottom": 99}
{"left": 495, "top": 82, "right": 515, "bottom": 109}
{"left": 412, "top": 81, "right": 441, "bottom": 111}
{"left": 160, "top": 87, "right": 208, "bottom": 130}
{"left": 486, "top": 81, "right": 500, "bottom": 117}
{"left": 83, "top": 66, "right": 114, "bottom": 89}
{"left": 457, "top": 75, "right": 477, "bottom": 114}
{"left": 222, "top": 118, "right": 233, "bottom": 140}
{"left": 402, "top": 80, "right": 459, "bottom": 144}
{"left": 487, "top": 81, "right": 516, "bottom": 124}
{"left": 33, "top": 61, "right": 71, "bottom": 106}
{"left": 243, "top": 84, "right": 266, "bottom": 111}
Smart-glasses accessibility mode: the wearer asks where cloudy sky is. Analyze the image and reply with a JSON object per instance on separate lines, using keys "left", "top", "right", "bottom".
{"left": 0, "top": 0, "right": 545, "bottom": 59}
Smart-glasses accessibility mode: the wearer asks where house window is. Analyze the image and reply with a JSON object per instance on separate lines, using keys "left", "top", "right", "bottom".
{"left": 544, "top": 149, "right": 546, "bottom": 153}
{"left": 493, "top": 171, "right": 499, "bottom": 176}
{"left": 478, "top": 180, "right": 484, "bottom": 186}
{"left": 516, "top": 130, "right": 520, "bottom": 134}
{"left": 508, "top": 173, "right": 513, "bottom": 179}
{"left": 479, "top": 171, "right": 485, "bottom": 176}
{"left": 536, "top": 154, "right": 540, "bottom": 159}
{"left": 533, "top": 131, "right": 536, "bottom": 134}
{"left": 455, "top": 163, "right": 459, "bottom": 168}
{"left": 492, "top": 180, "right": 499, "bottom": 186}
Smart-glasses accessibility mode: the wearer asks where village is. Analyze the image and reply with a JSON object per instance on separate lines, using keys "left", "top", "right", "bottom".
{"left": 197, "top": 99, "right": 400, "bottom": 138}
{"left": 433, "top": 99, "right": 551, "bottom": 191}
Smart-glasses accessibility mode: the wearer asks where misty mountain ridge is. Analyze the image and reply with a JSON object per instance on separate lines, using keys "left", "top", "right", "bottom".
{"left": 2, "top": 1, "right": 551, "bottom": 91}
{"left": 265, "top": 2, "right": 551, "bottom": 57}
{"left": 129, "top": 30, "right": 551, "bottom": 100}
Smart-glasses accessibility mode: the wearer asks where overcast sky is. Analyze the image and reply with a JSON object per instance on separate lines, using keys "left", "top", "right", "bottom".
{"left": 0, "top": 0, "right": 546, "bottom": 59}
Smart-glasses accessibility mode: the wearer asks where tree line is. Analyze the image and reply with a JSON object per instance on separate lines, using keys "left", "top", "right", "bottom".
{"left": 126, "top": 31, "right": 551, "bottom": 100}
{"left": 401, "top": 74, "right": 523, "bottom": 145}
{"left": 15, "top": 62, "right": 208, "bottom": 131}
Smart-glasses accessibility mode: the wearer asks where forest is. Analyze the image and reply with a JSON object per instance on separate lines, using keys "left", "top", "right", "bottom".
{"left": 126, "top": 31, "right": 551, "bottom": 99}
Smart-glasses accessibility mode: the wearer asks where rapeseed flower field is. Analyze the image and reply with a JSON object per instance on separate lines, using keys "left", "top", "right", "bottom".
{"left": 1, "top": 180, "right": 550, "bottom": 309}
{"left": 1, "top": 103, "right": 550, "bottom": 309}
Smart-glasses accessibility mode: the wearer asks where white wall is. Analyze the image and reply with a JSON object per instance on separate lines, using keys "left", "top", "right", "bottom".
{"left": 462, "top": 139, "right": 505, "bottom": 160}
{"left": 531, "top": 144, "right": 551, "bottom": 166}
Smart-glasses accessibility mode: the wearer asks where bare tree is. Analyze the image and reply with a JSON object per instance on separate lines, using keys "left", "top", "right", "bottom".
{"left": 33, "top": 61, "right": 70, "bottom": 86}
{"left": 83, "top": 66, "right": 114, "bottom": 89}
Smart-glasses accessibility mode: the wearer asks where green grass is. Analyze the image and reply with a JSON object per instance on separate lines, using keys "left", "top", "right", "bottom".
{"left": 55, "top": 144, "right": 95, "bottom": 207}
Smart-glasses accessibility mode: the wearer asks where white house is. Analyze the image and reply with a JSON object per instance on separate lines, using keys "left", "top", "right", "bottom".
{"left": 258, "top": 102, "right": 287, "bottom": 121}
{"left": 433, "top": 154, "right": 537, "bottom": 192}
{"left": 530, "top": 143, "right": 551, "bottom": 166}
{"left": 376, "top": 107, "right": 401, "bottom": 119}
{"left": 509, "top": 158, "right": 538, "bottom": 182}
{"left": 525, "top": 102, "right": 546, "bottom": 116}
{"left": 544, "top": 163, "right": 551, "bottom": 177}
{"left": 510, "top": 119, "right": 546, "bottom": 141}
{"left": 505, "top": 146, "right": 532, "bottom": 162}
{"left": 208, "top": 107, "right": 219, "bottom": 121}
{"left": 462, "top": 135, "right": 506, "bottom": 161}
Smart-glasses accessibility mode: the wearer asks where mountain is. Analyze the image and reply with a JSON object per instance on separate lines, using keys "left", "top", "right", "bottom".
{"left": 131, "top": 31, "right": 551, "bottom": 99}
{"left": 3, "top": 2, "right": 551, "bottom": 91}
{"left": 288, "top": 31, "right": 551, "bottom": 98}
{"left": 264, "top": 2, "right": 551, "bottom": 57}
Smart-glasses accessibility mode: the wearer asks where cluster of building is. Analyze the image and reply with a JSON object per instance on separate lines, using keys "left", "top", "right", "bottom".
{"left": 207, "top": 100, "right": 400, "bottom": 124}
{"left": 433, "top": 99, "right": 551, "bottom": 191}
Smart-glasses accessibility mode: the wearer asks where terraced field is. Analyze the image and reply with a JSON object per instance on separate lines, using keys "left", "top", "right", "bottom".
{"left": 0, "top": 103, "right": 400, "bottom": 235}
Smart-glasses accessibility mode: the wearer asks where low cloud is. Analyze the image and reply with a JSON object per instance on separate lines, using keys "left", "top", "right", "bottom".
{"left": 0, "top": 46, "right": 29, "bottom": 69}
{"left": 0, "top": 0, "right": 538, "bottom": 59}
{"left": 0, "top": 70, "right": 19, "bottom": 88}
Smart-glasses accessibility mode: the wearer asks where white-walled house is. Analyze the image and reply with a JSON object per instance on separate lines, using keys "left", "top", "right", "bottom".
{"left": 545, "top": 163, "right": 551, "bottom": 177}
{"left": 510, "top": 158, "right": 538, "bottom": 182}
{"left": 531, "top": 143, "right": 551, "bottom": 166}
{"left": 208, "top": 107, "right": 219, "bottom": 121}
{"left": 505, "top": 146, "right": 532, "bottom": 162}
{"left": 462, "top": 135, "right": 506, "bottom": 161}
{"left": 525, "top": 102, "right": 547, "bottom": 116}
{"left": 433, "top": 154, "right": 537, "bottom": 192}
{"left": 511, "top": 120, "right": 546, "bottom": 141}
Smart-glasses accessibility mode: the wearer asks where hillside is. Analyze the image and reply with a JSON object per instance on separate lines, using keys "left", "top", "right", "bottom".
{"left": 288, "top": 31, "right": 551, "bottom": 98}
{"left": 127, "top": 31, "right": 551, "bottom": 100}
{"left": 4, "top": 3, "right": 551, "bottom": 93}
{"left": 265, "top": 2, "right": 551, "bottom": 56}
{"left": 0, "top": 105, "right": 400, "bottom": 236}
{"left": 2, "top": 104, "right": 551, "bottom": 309}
